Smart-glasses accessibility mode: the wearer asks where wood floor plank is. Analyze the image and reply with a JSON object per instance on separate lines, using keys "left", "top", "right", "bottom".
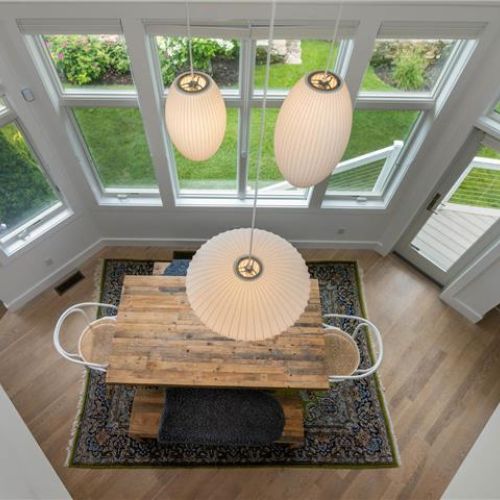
{"left": 0, "top": 247, "right": 499, "bottom": 500}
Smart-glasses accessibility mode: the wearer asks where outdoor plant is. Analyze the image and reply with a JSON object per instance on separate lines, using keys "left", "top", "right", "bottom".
{"left": 392, "top": 50, "right": 426, "bottom": 90}
{"left": 370, "top": 40, "right": 452, "bottom": 91}
{"left": 46, "top": 35, "right": 112, "bottom": 85}
{"left": 157, "top": 37, "right": 239, "bottom": 86}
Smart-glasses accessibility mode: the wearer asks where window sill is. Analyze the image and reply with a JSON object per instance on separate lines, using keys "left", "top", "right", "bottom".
{"left": 175, "top": 197, "right": 310, "bottom": 208}
{"left": 97, "top": 196, "right": 163, "bottom": 207}
{"left": 0, "top": 207, "right": 74, "bottom": 259}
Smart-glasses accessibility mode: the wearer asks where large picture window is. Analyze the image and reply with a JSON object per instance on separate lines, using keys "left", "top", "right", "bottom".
{"left": 27, "top": 22, "right": 477, "bottom": 208}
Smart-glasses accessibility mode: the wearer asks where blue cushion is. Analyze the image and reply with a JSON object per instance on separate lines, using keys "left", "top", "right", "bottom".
{"left": 163, "top": 259, "right": 191, "bottom": 277}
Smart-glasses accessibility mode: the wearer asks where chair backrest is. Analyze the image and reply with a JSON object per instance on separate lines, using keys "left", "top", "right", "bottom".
{"left": 323, "top": 313, "right": 383, "bottom": 382}
{"left": 53, "top": 302, "right": 117, "bottom": 372}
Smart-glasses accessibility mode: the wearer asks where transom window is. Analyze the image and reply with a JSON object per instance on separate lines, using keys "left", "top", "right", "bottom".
{"left": 360, "top": 39, "right": 460, "bottom": 95}
{"left": 42, "top": 34, "right": 135, "bottom": 93}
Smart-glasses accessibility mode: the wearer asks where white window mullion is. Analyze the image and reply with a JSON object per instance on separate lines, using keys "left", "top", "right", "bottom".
{"left": 121, "top": 18, "right": 176, "bottom": 207}
{"left": 238, "top": 38, "right": 255, "bottom": 200}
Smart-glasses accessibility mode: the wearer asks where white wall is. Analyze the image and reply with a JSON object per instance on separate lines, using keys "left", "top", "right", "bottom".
{"left": 0, "top": 385, "right": 70, "bottom": 500}
{"left": 441, "top": 240, "right": 500, "bottom": 322}
{"left": 442, "top": 405, "right": 500, "bottom": 500}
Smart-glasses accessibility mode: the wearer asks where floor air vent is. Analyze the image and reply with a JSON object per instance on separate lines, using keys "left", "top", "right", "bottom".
{"left": 54, "top": 271, "right": 85, "bottom": 295}
{"left": 173, "top": 250, "right": 196, "bottom": 260}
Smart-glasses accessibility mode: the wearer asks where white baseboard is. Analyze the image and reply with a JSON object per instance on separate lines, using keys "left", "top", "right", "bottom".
{"left": 5, "top": 239, "right": 105, "bottom": 311}
{"left": 5, "top": 236, "right": 383, "bottom": 311}
{"left": 439, "top": 294, "right": 483, "bottom": 323}
{"left": 103, "top": 236, "right": 384, "bottom": 252}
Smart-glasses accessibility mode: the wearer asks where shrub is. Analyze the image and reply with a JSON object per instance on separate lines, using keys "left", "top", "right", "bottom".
{"left": 47, "top": 35, "right": 112, "bottom": 85}
{"left": 392, "top": 51, "right": 426, "bottom": 90}
{"left": 157, "top": 37, "right": 239, "bottom": 86}
{"left": 255, "top": 46, "right": 285, "bottom": 65}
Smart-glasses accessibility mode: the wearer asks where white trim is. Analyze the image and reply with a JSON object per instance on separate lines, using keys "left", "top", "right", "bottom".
{"left": 18, "top": 18, "right": 122, "bottom": 34}
{"left": 144, "top": 20, "right": 359, "bottom": 39}
{"left": 439, "top": 296, "right": 484, "bottom": 322}
{"left": 377, "top": 21, "right": 486, "bottom": 39}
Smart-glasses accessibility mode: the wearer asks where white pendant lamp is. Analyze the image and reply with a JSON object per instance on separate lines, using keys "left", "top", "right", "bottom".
{"left": 186, "top": 0, "right": 310, "bottom": 342}
{"left": 164, "top": 1, "right": 226, "bottom": 161}
{"left": 186, "top": 228, "right": 310, "bottom": 341}
{"left": 165, "top": 71, "right": 226, "bottom": 161}
{"left": 274, "top": 2, "right": 353, "bottom": 188}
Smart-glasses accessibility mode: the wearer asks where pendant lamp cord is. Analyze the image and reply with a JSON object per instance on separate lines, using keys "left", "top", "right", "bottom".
{"left": 324, "top": 1, "right": 343, "bottom": 74}
{"left": 185, "top": 0, "right": 194, "bottom": 77}
{"left": 247, "top": 0, "right": 277, "bottom": 262}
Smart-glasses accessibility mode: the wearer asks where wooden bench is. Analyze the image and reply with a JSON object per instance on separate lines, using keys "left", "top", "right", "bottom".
{"left": 129, "top": 388, "right": 305, "bottom": 445}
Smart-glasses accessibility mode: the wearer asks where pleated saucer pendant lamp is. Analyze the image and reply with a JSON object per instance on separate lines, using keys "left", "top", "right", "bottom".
{"left": 165, "top": 71, "right": 226, "bottom": 162}
{"left": 274, "top": 70, "right": 352, "bottom": 188}
{"left": 186, "top": 228, "right": 310, "bottom": 341}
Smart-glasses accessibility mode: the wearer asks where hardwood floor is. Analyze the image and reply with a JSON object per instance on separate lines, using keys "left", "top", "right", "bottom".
{"left": 0, "top": 247, "right": 499, "bottom": 500}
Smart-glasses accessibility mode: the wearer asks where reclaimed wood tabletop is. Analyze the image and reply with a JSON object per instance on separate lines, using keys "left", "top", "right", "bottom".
{"left": 106, "top": 275, "right": 329, "bottom": 390}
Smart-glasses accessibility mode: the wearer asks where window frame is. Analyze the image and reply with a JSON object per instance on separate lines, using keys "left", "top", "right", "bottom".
{"left": 320, "top": 32, "right": 477, "bottom": 209}
{"left": 148, "top": 27, "right": 353, "bottom": 204}
{"left": 0, "top": 105, "right": 71, "bottom": 256}
{"left": 27, "top": 31, "right": 163, "bottom": 206}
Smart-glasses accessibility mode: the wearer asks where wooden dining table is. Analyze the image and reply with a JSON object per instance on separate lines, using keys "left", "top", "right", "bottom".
{"left": 106, "top": 275, "right": 330, "bottom": 390}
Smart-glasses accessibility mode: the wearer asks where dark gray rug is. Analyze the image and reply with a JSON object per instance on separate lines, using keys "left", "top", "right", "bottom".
{"left": 67, "top": 259, "right": 399, "bottom": 467}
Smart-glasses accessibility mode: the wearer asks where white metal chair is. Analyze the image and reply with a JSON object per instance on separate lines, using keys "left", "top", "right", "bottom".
{"left": 323, "top": 313, "right": 383, "bottom": 382}
{"left": 53, "top": 302, "right": 118, "bottom": 372}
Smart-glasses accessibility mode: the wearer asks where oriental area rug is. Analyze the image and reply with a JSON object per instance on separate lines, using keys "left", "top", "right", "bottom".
{"left": 67, "top": 258, "right": 399, "bottom": 468}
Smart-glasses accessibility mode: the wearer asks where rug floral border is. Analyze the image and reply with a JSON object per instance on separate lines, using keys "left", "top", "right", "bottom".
{"left": 67, "top": 258, "right": 400, "bottom": 469}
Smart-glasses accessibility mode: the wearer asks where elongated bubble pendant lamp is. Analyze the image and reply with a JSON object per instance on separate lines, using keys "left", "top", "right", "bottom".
{"left": 275, "top": 70, "right": 352, "bottom": 187}
{"left": 164, "top": 0, "right": 226, "bottom": 161}
{"left": 186, "top": 0, "right": 310, "bottom": 342}
{"left": 274, "top": 2, "right": 352, "bottom": 188}
{"left": 165, "top": 71, "right": 226, "bottom": 161}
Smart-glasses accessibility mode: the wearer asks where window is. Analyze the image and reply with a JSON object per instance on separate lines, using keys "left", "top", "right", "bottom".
{"left": 322, "top": 33, "right": 473, "bottom": 206}
{"left": 42, "top": 34, "right": 135, "bottom": 93}
{"left": 73, "top": 107, "right": 157, "bottom": 190}
{"left": 360, "top": 39, "right": 460, "bottom": 95}
{"left": 151, "top": 34, "right": 344, "bottom": 200}
{"left": 327, "top": 110, "right": 420, "bottom": 194}
{"left": 32, "top": 32, "right": 160, "bottom": 203}
{"left": 154, "top": 36, "right": 240, "bottom": 196}
{"left": 27, "top": 22, "right": 476, "bottom": 209}
{"left": 247, "top": 38, "right": 345, "bottom": 199}
{"left": 0, "top": 118, "right": 69, "bottom": 254}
